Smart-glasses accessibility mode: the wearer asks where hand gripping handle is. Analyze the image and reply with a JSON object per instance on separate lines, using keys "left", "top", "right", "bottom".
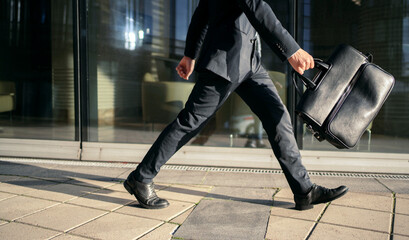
{"left": 292, "top": 58, "right": 331, "bottom": 95}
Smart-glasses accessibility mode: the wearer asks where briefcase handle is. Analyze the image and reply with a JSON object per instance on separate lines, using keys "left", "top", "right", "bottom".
{"left": 292, "top": 58, "right": 331, "bottom": 95}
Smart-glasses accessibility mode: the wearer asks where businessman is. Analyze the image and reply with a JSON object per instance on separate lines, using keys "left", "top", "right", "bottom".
{"left": 124, "top": 0, "right": 349, "bottom": 210}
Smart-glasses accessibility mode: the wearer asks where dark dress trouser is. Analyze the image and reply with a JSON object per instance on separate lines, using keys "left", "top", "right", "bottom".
{"left": 130, "top": 66, "right": 313, "bottom": 195}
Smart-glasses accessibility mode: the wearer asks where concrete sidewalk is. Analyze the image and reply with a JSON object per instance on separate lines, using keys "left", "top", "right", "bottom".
{"left": 0, "top": 158, "right": 408, "bottom": 240}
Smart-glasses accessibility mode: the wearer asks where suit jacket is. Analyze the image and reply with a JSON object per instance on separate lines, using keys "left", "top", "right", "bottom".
{"left": 184, "top": 0, "right": 300, "bottom": 82}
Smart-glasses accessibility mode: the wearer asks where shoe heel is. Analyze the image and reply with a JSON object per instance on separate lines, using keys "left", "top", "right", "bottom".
{"left": 295, "top": 203, "right": 313, "bottom": 211}
{"left": 123, "top": 180, "right": 134, "bottom": 195}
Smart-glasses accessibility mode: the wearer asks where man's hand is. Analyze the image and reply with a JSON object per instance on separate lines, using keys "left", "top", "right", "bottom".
{"left": 176, "top": 56, "right": 196, "bottom": 80}
{"left": 288, "top": 48, "right": 314, "bottom": 75}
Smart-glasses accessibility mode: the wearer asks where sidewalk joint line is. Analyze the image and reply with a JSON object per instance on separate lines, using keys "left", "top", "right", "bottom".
{"left": 330, "top": 203, "right": 394, "bottom": 214}
{"left": 167, "top": 205, "right": 196, "bottom": 225}
{"left": 134, "top": 221, "right": 167, "bottom": 240}
{"left": 389, "top": 193, "right": 396, "bottom": 240}
{"left": 374, "top": 178, "right": 395, "bottom": 193}
{"left": 201, "top": 171, "right": 210, "bottom": 184}
{"left": 111, "top": 204, "right": 184, "bottom": 222}
{"left": 12, "top": 202, "right": 62, "bottom": 222}
{"left": 263, "top": 190, "right": 278, "bottom": 239}
{"left": 46, "top": 232, "right": 64, "bottom": 240}
{"left": 0, "top": 192, "right": 19, "bottom": 202}
{"left": 304, "top": 202, "right": 331, "bottom": 240}
{"left": 316, "top": 221, "right": 391, "bottom": 234}
{"left": 63, "top": 211, "right": 110, "bottom": 234}
{"left": 7, "top": 218, "right": 65, "bottom": 234}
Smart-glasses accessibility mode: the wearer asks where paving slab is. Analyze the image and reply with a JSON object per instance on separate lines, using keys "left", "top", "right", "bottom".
{"left": 0, "top": 191, "right": 16, "bottom": 202}
{"left": 0, "top": 222, "right": 60, "bottom": 240}
{"left": 43, "top": 165, "right": 127, "bottom": 181}
{"left": 397, "top": 193, "right": 409, "bottom": 199}
{"left": 377, "top": 179, "right": 409, "bottom": 194}
{"left": 139, "top": 223, "right": 178, "bottom": 240}
{"left": 395, "top": 197, "right": 409, "bottom": 215}
{"left": 17, "top": 203, "right": 107, "bottom": 232}
{"left": 0, "top": 178, "right": 59, "bottom": 195}
{"left": 157, "top": 184, "right": 212, "bottom": 204}
{"left": 273, "top": 188, "right": 293, "bottom": 199}
{"left": 25, "top": 183, "right": 100, "bottom": 202}
{"left": 265, "top": 216, "right": 314, "bottom": 240}
{"left": 65, "top": 177, "right": 118, "bottom": 189}
{"left": 169, "top": 206, "right": 195, "bottom": 225}
{"left": 271, "top": 197, "right": 327, "bottom": 221}
{"left": 202, "top": 171, "right": 288, "bottom": 188}
{"left": 309, "top": 222, "right": 389, "bottom": 240}
{"left": 115, "top": 169, "right": 133, "bottom": 180}
{"left": 173, "top": 198, "right": 271, "bottom": 240}
{"left": 394, "top": 214, "right": 409, "bottom": 236}
{"left": 69, "top": 212, "right": 163, "bottom": 240}
{"left": 0, "top": 161, "right": 55, "bottom": 179}
{"left": 392, "top": 234, "right": 409, "bottom": 240}
{"left": 0, "top": 195, "right": 58, "bottom": 221}
{"left": 311, "top": 176, "right": 390, "bottom": 193}
{"left": 320, "top": 204, "right": 391, "bottom": 233}
{"left": 155, "top": 169, "right": 208, "bottom": 185}
{"left": 206, "top": 186, "right": 275, "bottom": 206}
{"left": 51, "top": 233, "right": 92, "bottom": 240}
{"left": 66, "top": 188, "right": 134, "bottom": 211}
{"left": 115, "top": 200, "right": 194, "bottom": 221}
{"left": 331, "top": 192, "right": 392, "bottom": 212}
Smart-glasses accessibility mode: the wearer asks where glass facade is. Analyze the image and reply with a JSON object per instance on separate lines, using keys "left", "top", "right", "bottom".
{"left": 86, "top": 0, "right": 292, "bottom": 149}
{"left": 1, "top": 0, "right": 409, "bottom": 157}
{"left": 0, "top": 0, "right": 76, "bottom": 140}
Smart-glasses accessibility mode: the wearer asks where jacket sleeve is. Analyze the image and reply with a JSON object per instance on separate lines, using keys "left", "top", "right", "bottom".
{"left": 184, "top": 0, "right": 209, "bottom": 59}
{"left": 236, "top": 0, "right": 300, "bottom": 61}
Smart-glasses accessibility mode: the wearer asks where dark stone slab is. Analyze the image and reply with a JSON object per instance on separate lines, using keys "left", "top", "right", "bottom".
{"left": 202, "top": 171, "right": 289, "bottom": 188}
{"left": 206, "top": 186, "right": 276, "bottom": 206}
{"left": 173, "top": 199, "right": 271, "bottom": 240}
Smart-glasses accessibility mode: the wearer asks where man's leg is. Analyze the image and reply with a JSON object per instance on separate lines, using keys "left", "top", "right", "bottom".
{"left": 125, "top": 70, "right": 238, "bottom": 208}
{"left": 235, "top": 67, "right": 313, "bottom": 195}
{"left": 129, "top": 70, "right": 237, "bottom": 183}
{"left": 235, "top": 67, "right": 348, "bottom": 210}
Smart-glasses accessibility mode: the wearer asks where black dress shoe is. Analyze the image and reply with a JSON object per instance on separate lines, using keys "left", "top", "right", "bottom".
{"left": 294, "top": 184, "right": 349, "bottom": 211}
{"left": 123, "top": 179, "right": 169, "bottom": 209}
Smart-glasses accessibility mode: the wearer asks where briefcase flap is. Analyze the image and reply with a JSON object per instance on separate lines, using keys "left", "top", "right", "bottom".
{"left": 326, "top": 63, "right": 395, "bottom": 148}
{"left": 296, "top": 45, "right": 369, "bottom": 126}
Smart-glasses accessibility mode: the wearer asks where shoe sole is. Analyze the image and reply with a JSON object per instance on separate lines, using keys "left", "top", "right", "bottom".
{"left": 295, "top": 187, "right": 349, "bottom": 211}
{"left": 123, "top": 180, "right": 169, "bottom": 209}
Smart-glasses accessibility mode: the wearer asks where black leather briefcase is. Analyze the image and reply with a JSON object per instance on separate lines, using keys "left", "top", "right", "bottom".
{"left": 293, "top": 44, "right": 395, "bottom": 149}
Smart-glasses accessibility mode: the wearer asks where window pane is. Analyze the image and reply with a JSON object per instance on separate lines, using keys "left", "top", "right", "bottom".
{"left": 0, "top": 0, "right": 76, "bottom": 140}
{"left": 86, "top": 0, "right": 292, "bottom": 149}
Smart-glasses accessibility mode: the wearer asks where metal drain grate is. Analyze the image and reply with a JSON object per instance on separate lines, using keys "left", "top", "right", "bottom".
{"left": 1, "top": 157, "right": 409, "bottom": 180}
{"left": 160, "top": 165, "right": 409, "bottom": 180}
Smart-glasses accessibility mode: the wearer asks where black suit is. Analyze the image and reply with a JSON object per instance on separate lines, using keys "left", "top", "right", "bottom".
{"left": 130, "top": 0, "right": 313, "bottom": 195}
{"left": 185, "top": 0, "right": 300, "bottom": 81}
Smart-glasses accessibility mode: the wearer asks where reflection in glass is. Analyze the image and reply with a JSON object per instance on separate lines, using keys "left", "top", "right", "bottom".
{"left": 87, "top": 0, "right": 292, "bottom": 149}
{"left": 0, "top": 0, "right": 75, "bottom": 140}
